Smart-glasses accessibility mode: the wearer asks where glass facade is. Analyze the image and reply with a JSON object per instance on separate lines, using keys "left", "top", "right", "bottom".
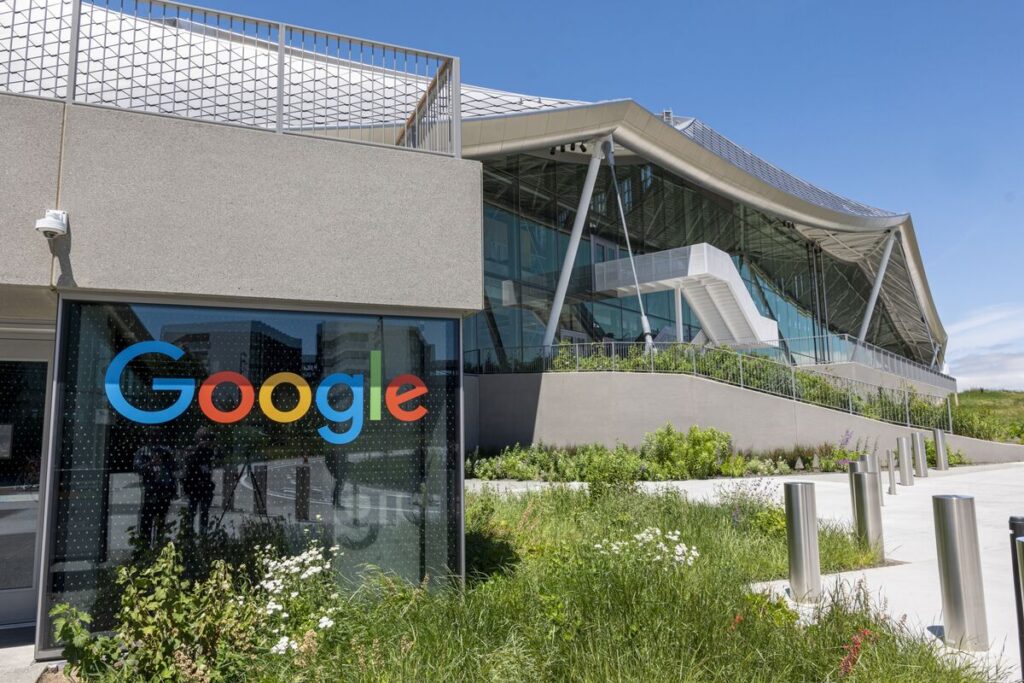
{"left": 465, "top": 154, "right": 920, "bottom": 372}
{"left": 42, "top": 300, "right": 460, "bottom": 649}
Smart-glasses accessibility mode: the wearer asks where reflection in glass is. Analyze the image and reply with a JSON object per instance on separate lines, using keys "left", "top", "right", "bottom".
{"left": 44, "top": 301, "right": 460, "bottom": 649}
{"left": 465, "top": 154, "right": 925, "bottom": 372}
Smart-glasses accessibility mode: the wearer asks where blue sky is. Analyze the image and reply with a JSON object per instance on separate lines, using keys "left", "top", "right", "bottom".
{"left": 212, "top": 0, "right": 1023, "bottom": 388}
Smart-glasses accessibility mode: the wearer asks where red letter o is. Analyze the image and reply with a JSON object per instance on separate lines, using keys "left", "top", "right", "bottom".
{"left": 198, "top": 371, "right": 255, "bottom": 424}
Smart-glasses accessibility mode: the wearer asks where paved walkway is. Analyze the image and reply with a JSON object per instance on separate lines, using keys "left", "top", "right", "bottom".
{"left": 471, "top": 463, "right": 1024, "bottom": 681}
{"left": 0, "top": 628, "right": 47, "bottom": 683}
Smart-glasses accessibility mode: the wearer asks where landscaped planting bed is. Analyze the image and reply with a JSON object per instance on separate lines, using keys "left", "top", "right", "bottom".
{"left": 53, "top": 485, "right": 994, "bottom": 681}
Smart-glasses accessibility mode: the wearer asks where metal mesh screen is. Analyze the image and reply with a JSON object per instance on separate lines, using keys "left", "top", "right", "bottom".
{"left": 0, "top": 0, "right": 459, "bottom": 155}
{"left": 0, "top": 0, "right": 73, "bottom": 98}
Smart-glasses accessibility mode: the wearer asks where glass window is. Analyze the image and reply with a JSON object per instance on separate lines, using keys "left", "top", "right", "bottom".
{"left": 43, "top": 301, "right": 460, "bottom": 648}
{"left": 0, "top": 361, "right": 47, "bottom": 591}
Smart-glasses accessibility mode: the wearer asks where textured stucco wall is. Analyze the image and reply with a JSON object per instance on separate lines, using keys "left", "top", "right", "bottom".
{"left": 470, "top": 372, "right": 1024, "bottom": 464}
{"left": 0, "top": 96, "right": 65, "bottom": 288}
{"left": 0, "top": 94, "right": 483, "bottom": 315}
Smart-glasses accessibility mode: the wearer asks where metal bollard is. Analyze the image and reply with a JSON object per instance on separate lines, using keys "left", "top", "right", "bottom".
{"left": 933, "top": 495, "right": 988, "bottom": 651}
{"left": 848, "top": 460, "right": 866, "bottom": 528}
{"left": 913, "top": 432, "right": 928, "bottom": 478}
{"left": 785, "top": 482, "right": 821, "bottom": 603}
{"left": 886, "top": 449, "right": 898, "bottom": 496}
{"left": 860, "top": 453, "right": 884, "bottom": 506}
{"left": 1010, "top": 517, "right": 1024, "bottom": 676}
{"left": 897, "top": 436, "right": 914, "bottom": 486}
{"left": 852, "top": 471, "right": 884, "bottom": 559}
{"left": 933, "top": 428, "right": 949, "bottom": 471}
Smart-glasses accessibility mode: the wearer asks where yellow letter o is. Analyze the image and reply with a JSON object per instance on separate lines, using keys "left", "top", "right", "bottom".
{"left": 258, "top": 372, "right": 312, "bottom": 423}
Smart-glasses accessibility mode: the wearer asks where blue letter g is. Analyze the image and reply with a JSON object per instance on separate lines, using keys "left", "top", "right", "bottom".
{"left": 105, "top": 341, "right": 196, "bottom": 424}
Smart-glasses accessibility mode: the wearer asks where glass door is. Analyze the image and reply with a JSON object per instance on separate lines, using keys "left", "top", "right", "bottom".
{"left": 0, "top": 338, "right": 52, "bottom": 627}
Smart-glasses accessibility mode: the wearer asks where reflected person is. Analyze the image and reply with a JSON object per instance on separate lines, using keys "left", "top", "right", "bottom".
{"left": 325, "top": 449, "right": 348, "bottom": 508}
{"left": 133, "top": 444, "right": 178, "bottom": 549}
{"left": 182, "top": 427, "right": 216, "bottom": 535}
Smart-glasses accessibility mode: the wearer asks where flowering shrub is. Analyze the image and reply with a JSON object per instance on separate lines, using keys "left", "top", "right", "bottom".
{"left": 254, "top": 542, "right": 341, "bottom": 661}
{"left": 594, "top": 527, "right": 700, "bottom": 567}
{"left": 52, "top": 539, "right": 342, "bottom": 682}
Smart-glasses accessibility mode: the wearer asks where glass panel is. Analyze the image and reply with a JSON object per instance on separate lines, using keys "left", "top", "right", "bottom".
{"left": 471, "top": 154, "right": 931, "bottom": 368}
{"left": 0, "top": 361, "right": 47, "bottom": 591}
{"left": 43, "top": 301, "right": 460, "bottom": 648}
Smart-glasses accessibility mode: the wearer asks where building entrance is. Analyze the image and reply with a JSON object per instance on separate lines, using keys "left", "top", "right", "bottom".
{"left": 0, "top": 334, "right": 52, "bottom": 627}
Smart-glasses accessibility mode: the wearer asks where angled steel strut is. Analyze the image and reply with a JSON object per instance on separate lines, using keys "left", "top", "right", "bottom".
{"left": 542, "top": 136, "right": 608, "bottom": 350}
{"left": 603, "top": 138, "right": 654, "bottom": 352}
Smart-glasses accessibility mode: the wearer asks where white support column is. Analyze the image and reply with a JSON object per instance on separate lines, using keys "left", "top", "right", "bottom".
{"left": 542, "top": 137, "right": 608, "bottom": 350}
{"left": 857, "top": 230, "right": 898, "bottom": 344}
{"left": 674, "top": 287, "right": 684, "bottom": 342}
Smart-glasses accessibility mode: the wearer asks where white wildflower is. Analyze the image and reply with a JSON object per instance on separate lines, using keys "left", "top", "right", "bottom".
{"left": 270, "top": 636, "right": 291, "bottom": 655}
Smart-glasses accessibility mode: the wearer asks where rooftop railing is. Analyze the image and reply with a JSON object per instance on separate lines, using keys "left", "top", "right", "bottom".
{"left": 465, "top": 341, "right": 955, "bottom": 433}
{"left": 730, "top": 333, "right": 956, "bottom": 393}
{"left": 1, "top": 0, "right": 460, "bottom": 155}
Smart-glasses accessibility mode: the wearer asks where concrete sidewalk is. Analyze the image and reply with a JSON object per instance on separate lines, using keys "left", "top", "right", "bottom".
{"left": 472, "top": 463, "right": 1024, "bottom": 680}
{"left": 0, "top": 628, "right": 48, "bottom": 683}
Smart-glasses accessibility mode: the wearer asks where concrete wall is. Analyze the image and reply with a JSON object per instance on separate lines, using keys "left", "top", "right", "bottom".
{"left": 0, "top": 96, "right": 65, "bottom": 288}
{"left": 470, "top": 372, "right": 1024, "bottom": 464}
{"left": 0, "top": 94, "right": 483, "bottom": 315}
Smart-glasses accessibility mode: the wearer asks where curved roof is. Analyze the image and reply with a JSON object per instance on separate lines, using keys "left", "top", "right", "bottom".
{"left": 673, "top": 118, "right": 903, "bottom": 221}
{"left": 459, "top": 95, "right": 945, "bottom": 365}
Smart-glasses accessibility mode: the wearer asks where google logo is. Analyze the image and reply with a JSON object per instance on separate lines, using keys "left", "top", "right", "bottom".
{"left": 104, "top": 341, "right": 427, "bottom": 444}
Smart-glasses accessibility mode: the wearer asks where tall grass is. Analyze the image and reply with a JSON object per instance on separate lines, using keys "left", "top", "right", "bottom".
{"left": 58, "top": 487, "right": 996, "bottom": 682}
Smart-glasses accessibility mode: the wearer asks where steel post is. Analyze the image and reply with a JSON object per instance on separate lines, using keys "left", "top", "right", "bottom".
{"left": 853, "top": 471, "right": 884, "bottom": 559}
{"left": 785, "top": 482, "right": 821, "bottom": 603}
{"left": 886, "top": 449, "right": 897, "bottom": 495}
{"left": 66, "top": 0, "right": 83, "bottom": 103}
{"left": 1010, "top": 517, "right": 1024, "bottom": 676}
{"left": 860, "top": 453, "right": 884, "bottom": 506}
{"left": 897, "top": 436, "right": 914, "bottom": 486}
{"left": 933, "top": 495, "right": 989, "bottom": 651}
{"left": 912, "top": 432, "right": 928, "bottom": 478}
{"left": 848, "top": 460, "right": 866, "bottom": 528}
{"left": 933, "top": 428, "right": 949, "bottom": 471}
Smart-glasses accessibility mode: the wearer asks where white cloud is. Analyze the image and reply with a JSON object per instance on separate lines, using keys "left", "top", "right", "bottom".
{"left": 944, "top": 304, "right": 1024, "bottom": 390}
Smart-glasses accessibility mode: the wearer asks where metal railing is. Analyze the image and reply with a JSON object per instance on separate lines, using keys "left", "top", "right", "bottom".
{"left": 465, "top": 341, "right": 954, "bottom": 432}
{"left": 1, "top": 0, "right": 460, "bottom": 155}
{"left": 731, "top": 333, "right": 956, "bottom": 393}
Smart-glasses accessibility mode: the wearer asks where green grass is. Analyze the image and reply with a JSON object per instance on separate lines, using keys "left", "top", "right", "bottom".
{"left": 957, "top": 389, "right": 1024, "bottom": 442}
{"left": 60, "top": 485, "right": 997, "bottom": 681}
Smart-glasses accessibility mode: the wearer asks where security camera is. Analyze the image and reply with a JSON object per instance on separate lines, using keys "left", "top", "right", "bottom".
{"left": 35, "top": 210, "right": 68, "bottom": 239}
